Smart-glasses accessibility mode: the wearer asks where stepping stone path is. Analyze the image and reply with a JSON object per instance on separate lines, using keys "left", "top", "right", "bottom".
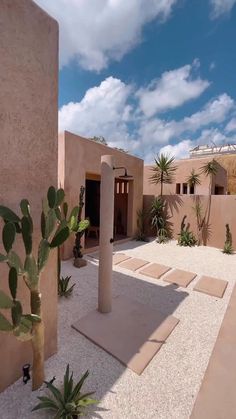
{"left": 113, "top": 253, "right": 131, "bottom": 265}
{"left": 194, "top": 276, "right": 228, "bottom": 298}
{"left": 164, "top": 269, "right": 197, "bottom": 288}
{"left": 119, "top": 257, "right": 149, "bottom": 271}
{"left": 140, "top": 263, "right": 171, "bottom": 279}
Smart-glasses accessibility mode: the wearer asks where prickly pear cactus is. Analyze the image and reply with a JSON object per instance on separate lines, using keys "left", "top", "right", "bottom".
{"left": 0, "top": 186, "right": 81, "bottom": 389}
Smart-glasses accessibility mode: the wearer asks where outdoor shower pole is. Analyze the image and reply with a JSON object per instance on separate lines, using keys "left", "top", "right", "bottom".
{"left": 98, "top": 155, "right": 115, "bottom": 313}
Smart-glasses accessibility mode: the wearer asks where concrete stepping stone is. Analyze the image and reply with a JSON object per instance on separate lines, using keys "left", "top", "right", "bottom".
{"left": 72, "top": 295, "right": 179, "bottom": 375}
{"left": 140, "top": 263, "right": 171, "bottom": 279}
{"left": 164, "top": 269, "right": 197, "bottom": 288}
{"left": 119, "top": 257, "right": 149, "bottom": 271}
{"left": 113, "top": 253, "right": 131, "bottom": 265}
{"left": 194, "top": 276, "right": 228, "bottom": 298}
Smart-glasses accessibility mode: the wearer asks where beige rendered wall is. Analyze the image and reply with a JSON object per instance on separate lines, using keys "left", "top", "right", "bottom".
{"left": 143, "top": 194, "right": 236, "bottom": 249}
{"left": 59, "top": 131, "right": 144, "bottom": 259}
{"left": 144, "top": 158, "right": 227, "bottom": 196}
{"left": 0, "top": 0, "right": 58, "bottom": 391}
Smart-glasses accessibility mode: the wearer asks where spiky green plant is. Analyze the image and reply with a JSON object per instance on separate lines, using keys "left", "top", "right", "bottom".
{"left": 178, "top": 215, "right": 197, "bottom": 247}
{"left": 200, "top": 159, "right": 218, "bottom": 194}
{"left": 0, "top": 186, "right": 84, "bottom": 390}
{"left": 32, "top": 364, "right": 98, "bottom": 418}
{"left": 223, "top": 224, "right": 233, "bottom": 254}
{"left": 186, "top": 169, "right": 201, "bottom": 192}
{"left": 150, "top": 197, "right": 171, "bottom": 243}
{"left": 149, "top": 154, "right": 177, "bottom": 196}
{"left": 73, "top": 186, "right": 90, "bottom": 260}
{"left": 135, "top": 208, "right": 148, "bottom": 242}
{"left": 58, "top": 276, "right": 75, "bottom": 297}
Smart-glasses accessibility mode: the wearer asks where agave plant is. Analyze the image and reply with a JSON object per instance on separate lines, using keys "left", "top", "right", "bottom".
{"left": 0, "top": 186, "right": 83, "bottom": 390}
{"left": 178, "top": 215, "right": 197, "bottom": 247}
{"left": 58, "top": 276, "right": 75, "bottom": 297}
{"left": 32, "top": 364, "right": 98, "bottom": 418}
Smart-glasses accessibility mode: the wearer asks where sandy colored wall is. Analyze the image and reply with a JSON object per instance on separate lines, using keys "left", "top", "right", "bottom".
{"left": 0, "top": 0, "right": 58, "bottom": 391}
{"left": 59, "top": 131, "right": 144, "bottom": 259}
{"left": 144, "top": 194, "right": 236, "bottom": 249}
{"left": 144, "top": 158, "right": 227, "bottom": 196}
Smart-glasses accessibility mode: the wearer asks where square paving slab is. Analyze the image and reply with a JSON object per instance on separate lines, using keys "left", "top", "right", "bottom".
{"left": 119, "top": 257, "right": 149, "bottom": 271}
{"left": 113, "top": 253, "right": 131, "bottom": 265}
{"left": 72, "top": 295, "right": 179, "bottom": 375}
{"left": 164, "top": 269, "right": 197, "bottom": 288}
{"left": 194, "top": 275, "right": 228, "bottom": 298}
{"left": 140, "top": 263, "right": 171, "bottom": 279}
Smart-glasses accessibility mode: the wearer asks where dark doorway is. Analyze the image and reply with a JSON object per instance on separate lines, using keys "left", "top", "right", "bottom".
{"left": 114, "top": 179, "right": 128, "bottom": 237}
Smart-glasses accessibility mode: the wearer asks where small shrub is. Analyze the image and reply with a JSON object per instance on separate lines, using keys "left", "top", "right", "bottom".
{"left": 178, "top": 215, "right": 197, "bottom": 247}
{"left": 32, "top": 364, "right": 98, "bottom": 418}
{"left": 223, "top": 224, "right": 233, "bottom": 254}
{"left": 58, "top": 276, "right": 75, "bottom": 297}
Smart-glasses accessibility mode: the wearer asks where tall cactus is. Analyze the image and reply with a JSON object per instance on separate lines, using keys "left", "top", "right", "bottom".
{"left": 73, "top": 186, "right": 89, "bottom": 259}
{"left": 0, "top": 186, "right": 81, "bottom": 390}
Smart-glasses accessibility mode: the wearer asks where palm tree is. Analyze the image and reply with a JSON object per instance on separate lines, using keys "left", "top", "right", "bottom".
{"left": 149, "top": 154, "right": 177, "bottom": 196}
{"left": 186, "top": 169, "right": 201, "bottom": 193}
{"left": 200, "top": 159, "right": 218, "bottom": 194}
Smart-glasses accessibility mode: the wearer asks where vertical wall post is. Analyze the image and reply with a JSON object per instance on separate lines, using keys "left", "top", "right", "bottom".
{"left": 98, "top": 155, "right": 114, "bottom": 313}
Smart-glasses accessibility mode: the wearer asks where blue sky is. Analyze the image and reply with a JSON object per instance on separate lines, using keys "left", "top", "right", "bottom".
{"left": 36, "top": 0, "right": 236, "bottom": 162}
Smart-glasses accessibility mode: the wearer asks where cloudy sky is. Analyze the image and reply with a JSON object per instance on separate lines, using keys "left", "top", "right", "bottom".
{"left": 35, "top": 0, "right": 236, "bottom": 162}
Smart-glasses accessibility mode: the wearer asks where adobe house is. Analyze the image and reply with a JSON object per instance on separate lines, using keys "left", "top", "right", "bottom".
{"left": 58, "top": 131, "right": 144, "bottom": 259}
{"left": 144, "top": 157, "right": 227, "bottom": 197}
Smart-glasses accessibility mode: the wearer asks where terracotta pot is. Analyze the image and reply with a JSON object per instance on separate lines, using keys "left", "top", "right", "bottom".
{"left": 73, "top": 258, "right": 87, "bottom": 268}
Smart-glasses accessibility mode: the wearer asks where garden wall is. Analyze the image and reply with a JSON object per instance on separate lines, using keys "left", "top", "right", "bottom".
{"left": 0, "top": 0, "right": 58, "bottom": 391}
{"left": 144, "top": 195, "right": 236, "bottom": 250}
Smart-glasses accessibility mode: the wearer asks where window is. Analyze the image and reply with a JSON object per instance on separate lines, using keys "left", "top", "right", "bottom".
{"left": 190, "top": 185, "right": 195, "bottom": 194}
{"left": 176, "top": 183, "right": 181, "bottom": 194}
{"left": 183, "top": 183, "right": 188, "bottom": 194}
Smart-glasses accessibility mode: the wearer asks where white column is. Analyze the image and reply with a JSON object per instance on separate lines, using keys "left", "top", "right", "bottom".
{"left": 98, "top": 155, "right": 114, "bottom": 313}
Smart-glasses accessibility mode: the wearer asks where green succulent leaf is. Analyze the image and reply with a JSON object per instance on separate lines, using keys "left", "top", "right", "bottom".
{"left": 0, "top": 253, "right": 8, "bottom": 262}
{"left": 47, "top": 186, "right": 57, "bottom": 209}
{"left": 24, "top": 255, "right": 38, "bottom": 287}
{"left": 38, "top": 239, "right": 50, "bottom": 272}
{"left": 55, "top": 207, "right": 62, "bottom": 221}
{"left": 2, "top": 222, "right": 16, "bottom": 253}
{"left": 13, "top": 317, "right": 32, "bottom": 341}
{"left": 0, "top": 206, "right": 20, "bottom": 223}
{"left": 63, "top": 202, "right": 68, "bottom": 219}
{"left": 11, "top": 300, "right": 22, "bottom": 327}
{"left": 8, "top": 250, "right": 24, "bottom": 275}
{"left": 23, "top": 314, "right": 41, "bottom": 323}
{"left": 8, "top": 267, "right": 17, "bottom": 299}
{"left": 69, "top": 215, "right": 78, "bottom": 232}
{"left": 21, "top": 216, "right": 32, "bottom": 255}
{"left": 56, "top": 188, "right": 65, "bottom": 207}
{"left": 45, "top": 209, "right": 57, "bottom": 239}
{"left": 20, "top": 199, "right": 30, "bottom": 217}
{"left": 78, "top": 219, "right": 90, "bottom": 233}
{"left": 50, "top": 227, "right": 70, "bottom": 248}
{"left": 0, "top": 312, "right": 13, "bottom": 331}
{"left": 0, "top": 290, "right": 14, "bottom": 309}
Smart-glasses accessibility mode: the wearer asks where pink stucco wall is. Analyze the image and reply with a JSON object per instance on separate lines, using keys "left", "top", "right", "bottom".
{"left": 144, "top": 158, "right": 227, "bottom": 196}
{"left": 58, "top": 131, "right": 144, "bottom": 259}
{"left": 0, "top": 0, "right": 58, "bottom": 391}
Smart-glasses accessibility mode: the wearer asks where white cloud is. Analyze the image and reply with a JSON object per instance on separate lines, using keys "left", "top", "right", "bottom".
{"left": 210, "top": 0, "right": 236, "bottom": 18}
{"left": 137, "top": 61, "right": 210, "bottom": 116}
{"left": 159, "top": 140, "right": 193, "bottom": 160}
{"left": 225, "top": 117, "right": 236, "bottom": 132}
{"left": 35, "top": 0, "right": 178, "bottom": 71}
{"left": 138, "top": 93, "right": 235, "bottom": 146}
{"left": 59, "top": 76, "right": 134, "bottom": 145}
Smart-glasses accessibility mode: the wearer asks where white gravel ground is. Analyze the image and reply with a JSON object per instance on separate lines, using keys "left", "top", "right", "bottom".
{"left": 0, "top": 239, "right": 235, "bottom": 419}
